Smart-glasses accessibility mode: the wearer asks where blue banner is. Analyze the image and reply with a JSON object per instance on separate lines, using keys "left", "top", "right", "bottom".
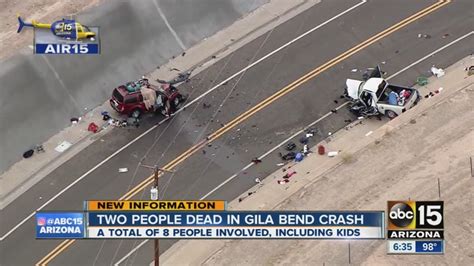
{"left": 36, "top": 212, "right": 85, "bottom": 239}
{"left": 35, "top": 43, "right": 99, "bottom": 54}
{"left": 415, "top": 240, "right": 444, "bottom": 253}
{"left": 88, "top": 211, "right": 383, "bottom": 227}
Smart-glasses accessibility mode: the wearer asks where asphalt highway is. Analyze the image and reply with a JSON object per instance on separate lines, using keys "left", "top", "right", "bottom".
{"left": 1, "top": 0, "right": 473, "bottom": 265}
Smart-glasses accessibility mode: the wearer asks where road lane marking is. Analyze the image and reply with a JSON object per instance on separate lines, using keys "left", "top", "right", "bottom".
{"left": 0, "top": 0, "right": 367, "bottom": 242}
{"left": 121, "top": 0, "right": 453, "bottom": 198}
{"left": 36, "top": 1, "right": 452, "bottom": 265}
{"left": 114, "top": 28, "right": 473, "bottom": 266}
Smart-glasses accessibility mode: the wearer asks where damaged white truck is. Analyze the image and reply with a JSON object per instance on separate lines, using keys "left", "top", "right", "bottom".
{"left": 344, "top": 66, "right": 421, "bottom": 119}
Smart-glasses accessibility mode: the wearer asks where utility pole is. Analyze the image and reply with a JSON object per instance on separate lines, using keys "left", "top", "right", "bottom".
{"left": 140, "top": 164, "right": 175, "bottom": 266}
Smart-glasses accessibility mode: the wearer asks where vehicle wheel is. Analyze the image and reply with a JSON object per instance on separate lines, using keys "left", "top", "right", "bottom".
{"left": 385, "top": 110, "right": 397, "bottom": 120}
{"left": 131, "top": 109, "right": 141, "bottom": 118}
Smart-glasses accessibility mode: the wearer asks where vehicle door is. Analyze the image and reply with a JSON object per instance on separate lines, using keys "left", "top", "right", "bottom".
{"left": 124, "top": 93, "right": 141, "bottom": 110}
{"left": 363, "top": 65, "right": 384, "bottom": 80}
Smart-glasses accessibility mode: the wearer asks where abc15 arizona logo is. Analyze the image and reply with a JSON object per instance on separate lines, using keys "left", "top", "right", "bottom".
{"left": 387, "top": 201, "right": 444, "bottom": 239}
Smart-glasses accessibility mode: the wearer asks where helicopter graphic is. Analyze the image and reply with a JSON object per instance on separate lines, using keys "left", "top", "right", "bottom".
{"left": 17, "top": 15, "right": 96, "bottom": 41}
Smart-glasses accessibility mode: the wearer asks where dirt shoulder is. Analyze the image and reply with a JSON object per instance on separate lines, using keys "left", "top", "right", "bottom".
{"left": 0, "top": 0, "right": 103, "bottom": 60}
{"left": 161, "top": 58, "right": 474, "bottom": 265}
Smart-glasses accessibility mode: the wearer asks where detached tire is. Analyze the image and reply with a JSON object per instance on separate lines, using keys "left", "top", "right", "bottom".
{"left": 386, "top": 110, "right": 398, "bottom": 120}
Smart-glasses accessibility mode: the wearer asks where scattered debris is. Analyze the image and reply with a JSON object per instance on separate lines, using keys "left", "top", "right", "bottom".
{"left": 284, "top": 171, "right": 296, "bottom": 179}
{"left": 302, "top": 145, "right": 309, "bottom": 155}
{"left": 295, "top": 153, "right": 304, "bottom": 162}
{"left": 88, "top": 122, "right": 99, "bottom": 133}
{"left": 276, "top": 163, "right": 285, "bottom": 166}
{"left": 418, "top": 33, "right": 431, "bottom": 39}
{"left": 365, "top": 131, "right": 373, "bottom": 137}
{"left": 299, "top": 136, "right": 309, "bottom": 144}
{"left": 70, "top": 117, "right": 80, "bottom": 124}
{"left": 285, "top": 142, "right": 296, "bottom": 151}
{"left": 182, "top": 52, "right": 186, "bottom": 56}
{"left": 55, "top": 141, "right": 72, "bottom": 153}
{"left": 278, "top": 170, "right": 297, "bottom": 184}
{"left": 318, "top": 145, "right": 325, "bottom": 155}
{"left": 381, "top": 61, "right": 386, "bottom": 64}
{"left": 442, "top": 33, "right": 450, "bottom": 38}
{"left": 255, "top": 178, "right": 262, "bottom": 184}
{"left": 358, "top": 116, "right": 364, "bottom": 120}
{"left": 167, "top": 71, "right": 192, "bottom": 85}
{"left": 127, "top": 117, "right": 140, "bottom": 128}
{"left": 417, "top": 76, "right": 429, "bottom": 86}
{"left": 307, "top": 128, "right": 318, "bottom": 135}
{"left": 334, "top": 100, "right": 338, "bottom": 104}
{"left": 101, "top": 111, "right": 111, "bottom": 121}
{"left": 328, "top": 132, "right": 332, "bottom": 136}
{"left": 212, "top": 55, "right": 217, "bottom": 59}
{"left": 306, "top": 133, "right": 314, "bottom": 138}
{"left": 467, "top": 66, "right": 474, "bottom": 76}
{"left": 424, "top": 87, "right": 444, "bottom": 98}
{"left": 331, "top": 109, "right": 337, "bottom": 113}
{"left": 345, "top": 120, "right": 363, "bottom": 130}
{"left": 23, "top": 149, "right": 34, "bottom": 159}
{"left": 344, "top": 119, "right": 352, "bottom": 123}
{"left": 328, "top": 151, "right": 338, "bottom": 157}
{"left": 252, "top": 157, "right": 262, "bottom": 164}
{"left": 35, "top": 145, "right": 45, "bottom": 153}
{"left": 431, "top": 66, "right": 445, "bottom": 78}
{"left": 118, "top": 168, "right": 128, "bottom": 173}
{"left": 238, "top": 191, "right": 257, "bottom": 202}
{"left": 351, "top": 68, "right": 358, "bottom": 72}
{"left": 280, "top": 152, "right": 296, "bottom": 161}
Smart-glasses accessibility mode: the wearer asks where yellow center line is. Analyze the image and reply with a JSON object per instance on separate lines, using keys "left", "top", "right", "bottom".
{"left": 36, "top": 1, "right": 450, "bottom": 265}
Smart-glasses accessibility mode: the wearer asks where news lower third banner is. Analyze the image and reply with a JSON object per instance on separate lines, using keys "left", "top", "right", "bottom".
{"left": 85, "top": 200, "right": 226, "bottom": 211}
{"left": 37, "top": 209, "right": 384, "bottom": 239}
